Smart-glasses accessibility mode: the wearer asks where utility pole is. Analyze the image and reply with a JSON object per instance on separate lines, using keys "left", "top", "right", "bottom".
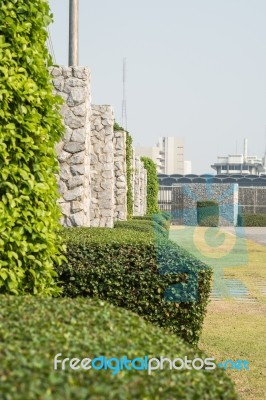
{"left": 122, "top": 58, "right": 127, "bottom": 131}
{"left": 69, "top": 0, "right": 79, "bottom": 66}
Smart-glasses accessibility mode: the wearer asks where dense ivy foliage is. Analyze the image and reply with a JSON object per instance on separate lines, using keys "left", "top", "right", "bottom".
{"left": 113, "top": 121, "right": 124, "bottom": 131}
{"left": 197, "top": 200, "right": 219, "bottom": 227}
{"left": 0, "top": 296, "right": 237, "bottom": 399}
{"left": 56, "top": 218, "right": 213, "bottom": 345}
{"left": 141, "top": 156, "right": 159, "bottom": 214}
{"left": 0, "top": 0, "right": 65, "bottom": 294}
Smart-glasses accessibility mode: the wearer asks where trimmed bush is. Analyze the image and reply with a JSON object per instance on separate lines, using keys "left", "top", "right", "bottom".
{"left": 133, "top": 212, "right": 171, "bottom": 233}
{"left": 56, "top": 227, "right": 212, "bottom": 345}
{"left": 114, "top": 218, "right": 169, "bottom": 238}
{"left": 0, "top": 296, "right": 237, "bottom": 400}
{"left": 197, "top": 201, "right": 219, "bottom": 227}
{"left": 0, "top": 0, "right": 65, "bottom": 295}
{"left": 238, "top": 213, "right": 266, "bottom": 227}
{"left": 141, "top": 157, "right": 160, "bottom": 215}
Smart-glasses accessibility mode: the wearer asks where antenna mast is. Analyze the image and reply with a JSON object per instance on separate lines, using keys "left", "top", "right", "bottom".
{"left": 122, "top": 58, "right": 127, "bottom": 131}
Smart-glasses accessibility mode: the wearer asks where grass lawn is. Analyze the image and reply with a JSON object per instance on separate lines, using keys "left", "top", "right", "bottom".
{"left": 170, "top": 226, "right": 266, "bottom": 400}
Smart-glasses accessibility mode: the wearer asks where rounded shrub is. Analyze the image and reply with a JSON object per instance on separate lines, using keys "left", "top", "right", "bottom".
{"left": 197, "top": 201, "right": 219, "bottom": 227}
{"left": 57, "top": 226, "right": 212, "bottom": 345}
{"left": 0, "top": 296, "right": 238, "bottom": 400}
{"left": 0, "top": 0, "right": 65, "bottom": 295}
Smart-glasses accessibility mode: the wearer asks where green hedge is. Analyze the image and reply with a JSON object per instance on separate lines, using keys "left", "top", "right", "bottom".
{"left": 0, "top": 0, "right": 65, "bottom": 295}
{"left": 197, "top": 201, "right": 219, "bottom": 227}
{"left": 0, "top": 296, "right": 237, "bottom": 400}
{"left": 56, "top": 227, "right": 212, "bottom": 345}
{"left": 133, "top": 212, "right": 171, "bottom": 233}
{"left": 238, "top": 213, "right": 266, "bottom": 227}
{"left": 114, "top": 220, "right": 167, "bottom": 237}
{"left": 114, "top": 217, "right": 169, "bottom": 238}
{"left": 141, "top": 157, "right": 160, "bottom": 214}
{"left": 133, "top": 212, "right": 172, "bottom": 221}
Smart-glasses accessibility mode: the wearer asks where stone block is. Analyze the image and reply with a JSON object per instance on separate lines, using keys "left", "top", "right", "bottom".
{"left": 67, "top": 176, "right": 83, "bottom": 190}
{"left": 63, "top": 141, "right": 85, "bottom": 154}
{"left": 70, "top": 164, "right": 85, "bottom": 176}
{"left": 63, "top": 186, "right": 83, "bottom": 202}
{"left": 68, "top": 151, "right": 85, "bottom": 165}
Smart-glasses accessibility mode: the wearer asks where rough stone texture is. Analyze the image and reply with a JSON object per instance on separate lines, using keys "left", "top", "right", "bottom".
{"left": 51, "top": 66, "right": 91, "bottom": 227}
{"left": 114, "top": 130, "right": 127, "bottom": 221}
{"left": 52, "top": 66, "right": 147, "bottom": 227}
{"left": 143, "top": 168, "right": 148, "bottom": 215}
{"left": 139, "top": 161, "right": 146, "bottom": 216}
{"left": 133, "top": 156, "right": 141, "bottom": 216}
{"left": 172, "top": 183, "right": 239, "bottom": 226}
{"left": 90, "top": 105, "right": 115, "bottom": 228}
{"left": 132, "top": 155, "right": 147, "bottom": 217}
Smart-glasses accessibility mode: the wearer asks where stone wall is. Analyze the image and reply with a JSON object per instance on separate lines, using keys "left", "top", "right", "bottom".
{"left": 52, "top": 66, "right": 148, "bottom": 227}
{"left": 51, "top": 66, "right": 91, "bottom": 227}
{"left": 172, "top": 183, "right": 239, "bottom": 226}
{"left": 133, "top": 156, "right": 141, "bottom": 216}
{"left": 90, "top": 105, "right": 115, "bottom": 227}
{"left": 133, "top": 155, "right": 147, "bottom": 216}
{"left": 113, "top": 130, "right": 127, "bottom": 221}
{"left": 139, "top": 164, "right": 147, "bottom": 216}
{"left": 143, "top": 169, "right": 148, "bottom": 215}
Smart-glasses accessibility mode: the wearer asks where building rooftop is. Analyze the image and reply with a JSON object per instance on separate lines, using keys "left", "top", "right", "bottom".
{"left": 158, "top": 173, "right": 266, "bottom": 187}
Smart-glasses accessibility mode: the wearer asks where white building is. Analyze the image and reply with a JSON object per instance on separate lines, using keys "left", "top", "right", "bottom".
{"left": 136, "top": 136, "right": 186, "bottom": 175}
{"left": 184, "top": 160, "right": 192, "bottom": 175}
{"left": 211, "top": 139, "right": 266, "bottom": 175}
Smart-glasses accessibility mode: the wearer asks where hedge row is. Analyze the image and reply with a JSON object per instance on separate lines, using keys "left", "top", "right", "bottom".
{"left": 197, "top": 201, "right": 219, "bottom": 227}
{"left": 56, "top": 225, "right": 212, "bottom": 345}
{"left": 133, "top": 212, "right": 172, "bottom": 221}
{"left": 0, "top": 296, "right": 237, "bottom": 400}
{"left": 114, "top": 216, "right": 169, "bottom": 238}
{"left": 238, "top": 213, "right": 266, "bottom": 227}
{"left": 133, "top": 212, "right": 171, "bottom": 233}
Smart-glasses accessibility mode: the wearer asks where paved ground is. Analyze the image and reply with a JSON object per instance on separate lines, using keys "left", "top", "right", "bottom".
{"left": 222, "top": 227, "right": 266, "bottom": 246}
{"left": 171, "top": 225, "right": 266, "bottom": 246}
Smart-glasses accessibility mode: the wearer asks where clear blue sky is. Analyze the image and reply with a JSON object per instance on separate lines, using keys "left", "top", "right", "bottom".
{"left": 49, "top": 0, "right": 266, "bottom": 173}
